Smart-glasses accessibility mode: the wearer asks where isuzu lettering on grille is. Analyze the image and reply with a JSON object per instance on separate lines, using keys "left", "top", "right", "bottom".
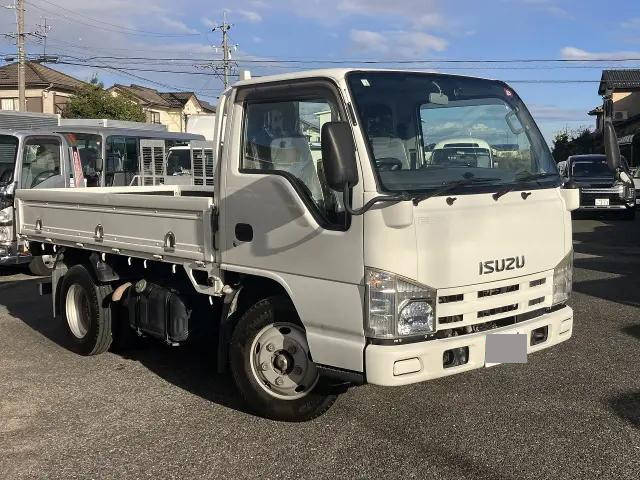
{"left": 479, "top": 256, "right": 525, "bottom": 275}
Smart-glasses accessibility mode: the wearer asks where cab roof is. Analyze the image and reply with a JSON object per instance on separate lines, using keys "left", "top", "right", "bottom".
{"left": 230, "top": 68, "right": 498, "bottom": 90}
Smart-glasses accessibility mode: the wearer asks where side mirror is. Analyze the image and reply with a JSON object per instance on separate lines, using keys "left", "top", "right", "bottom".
{"left": 95, "top": 157, "right": 104, "bottom": 172}
{"left": 604, "top": 120, "right": 621, "bottom": 173}
{"left": 321, "top": 122, "right": 358, "bottom": 191}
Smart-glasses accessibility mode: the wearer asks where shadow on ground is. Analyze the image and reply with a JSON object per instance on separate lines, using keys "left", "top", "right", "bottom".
{"left": 2, "top": 278, "right": 250, "bottom": 417}
{"left": 609, "top": 390, "right": 640, "bottom": 429}
{"left": 572, "top": 215, "right": 640, "bottom": 307}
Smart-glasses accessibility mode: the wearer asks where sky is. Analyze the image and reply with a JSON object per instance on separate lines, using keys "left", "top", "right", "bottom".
{"left": 1, "top": 0, "right": 640, "bottom": 142}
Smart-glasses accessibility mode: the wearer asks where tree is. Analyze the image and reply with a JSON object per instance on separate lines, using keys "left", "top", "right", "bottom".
{"left": 551, "top": 127, "right": 601, "bottom": 163}
{"left": 62, "top": 79, "right": 146, "bottom": 122}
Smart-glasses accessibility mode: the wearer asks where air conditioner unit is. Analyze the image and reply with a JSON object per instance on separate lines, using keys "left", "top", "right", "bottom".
{"left": 614, "top": 110, "right": 629, "bottom": 121}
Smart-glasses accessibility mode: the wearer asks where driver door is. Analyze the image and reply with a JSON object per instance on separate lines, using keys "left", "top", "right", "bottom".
{"left": 19, "top": 135, "right": 66, "bottom": 189}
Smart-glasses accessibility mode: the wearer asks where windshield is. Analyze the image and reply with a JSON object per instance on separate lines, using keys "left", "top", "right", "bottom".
{"left": 167, "top": 149, "right": 191, "bottom": 175}
{"left": 0, "top": 135, "right": 18, "bottom": 187}
{"left": 571, "top": 160, "right": 611, "bottom": 178}
{"left": 346, "top": 72, "right": 559, "bottom": 192}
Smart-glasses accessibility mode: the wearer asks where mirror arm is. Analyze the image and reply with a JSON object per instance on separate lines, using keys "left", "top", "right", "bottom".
{"left": 342, "top": 186, "right": 407, "bottom": 216}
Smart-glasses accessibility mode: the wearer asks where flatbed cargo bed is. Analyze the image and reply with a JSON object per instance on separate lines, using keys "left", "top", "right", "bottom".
{"left": 16, "top": 185, "right": 217, "bottom": 269}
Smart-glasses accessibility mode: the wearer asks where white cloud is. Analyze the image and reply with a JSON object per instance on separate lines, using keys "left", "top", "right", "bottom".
{"left": 237, "top": 10, "right": 263, "bottom": 23}
{"left": 529, "top": 104, "right": 590, "bottom": 122}
{"left": 621, "top": 17, "right": 640, "bottom": 29}
{"left": 561, "top": 46, "right": 640, "bottom": 60}
{"left": 512, "top": 0, "right": 572, "bottom": 19}
{"left": 158, "top": 17, "right": 199, "bottom": 34}
{"left": 412, "top": 13, "right": 444, "bottom": 28}
{"left": 349, "top": 29, "right": 448, "bottom": 57}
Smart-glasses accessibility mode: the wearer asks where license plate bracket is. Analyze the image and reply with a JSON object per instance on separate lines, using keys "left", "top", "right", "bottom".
{"left": 595, "top": 198, "right": 609, "bottom": 206}
{"left": 485, "top": 333, "right": 527, "bottom": 366}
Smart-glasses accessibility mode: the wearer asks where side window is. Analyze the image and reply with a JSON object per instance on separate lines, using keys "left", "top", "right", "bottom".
{"left": 106, "top": 136, "right": 138, "bottom": 186}
{"left": 242, "top": 94, "right": 346, "bottom": 227}
{"left": 21, "top": 137, "right": 62, "bottom": 189}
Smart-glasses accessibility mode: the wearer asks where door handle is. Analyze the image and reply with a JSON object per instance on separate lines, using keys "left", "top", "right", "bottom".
{"left": 235, "top": 223, "right": 253, "bottom": 242}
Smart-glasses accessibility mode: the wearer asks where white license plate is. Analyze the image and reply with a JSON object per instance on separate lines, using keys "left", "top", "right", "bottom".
{"left": 595, "top": 198, "right": 609, "bottom": 206}
{"left": 485, "top": 333, "right": 527, "bottom": 367}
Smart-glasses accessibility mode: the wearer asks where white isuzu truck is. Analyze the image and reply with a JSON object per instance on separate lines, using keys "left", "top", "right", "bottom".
{"left": 16, "top": 69, "right": 582, "bottom": 421}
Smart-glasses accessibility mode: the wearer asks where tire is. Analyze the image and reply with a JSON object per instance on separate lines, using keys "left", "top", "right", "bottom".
{"left": 28, "top": 255, "right": 55, "bottom": 276}
{"left": 60, "top": 264, "right": 113, "bottom": 356}
{"left": 230, "top": 295, "right": 337, "bottom": 422}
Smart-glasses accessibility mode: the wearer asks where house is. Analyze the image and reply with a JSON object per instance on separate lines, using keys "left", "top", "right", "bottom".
{"left": 108, "top": 84, "right": 213, "bottom": 132}
{"left": 0, "top": 61, "right": 87, "bottom": 114}
{"left": 590, "top": 69, "right": 640, "bottom": 167}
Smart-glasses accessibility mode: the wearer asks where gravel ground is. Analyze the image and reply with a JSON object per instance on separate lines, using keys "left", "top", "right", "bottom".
{"left": 1, "top": 216, "right": 639, "bottom": 479}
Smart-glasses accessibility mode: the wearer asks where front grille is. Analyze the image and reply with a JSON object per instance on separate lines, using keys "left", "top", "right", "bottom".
{"left": 439, "top": 294, "right": 463, "bottom": 304}
{"left": 478, "top": 284, "right": 519, "bottom": 298}
{"left": 477, "top": 303, "right": 518, "bottom": 318}
{"left": 439, "top": 314, "right": 463, "bottom": 324}
{"left": 435, "top": 271, "right": 554, "bottom": 336}
{"left": 529, "top": 296, "right": 545, "bottom": 306}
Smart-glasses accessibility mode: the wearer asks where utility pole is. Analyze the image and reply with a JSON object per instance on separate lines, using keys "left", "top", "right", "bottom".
{"left": 211, "top": 12, "right": 234, "bottom": 88}
{"left": 16, "top": 0, "right": 25, "bottom": 111}
{"left": 35, "top": 17, "right": 52, "bottom": 58}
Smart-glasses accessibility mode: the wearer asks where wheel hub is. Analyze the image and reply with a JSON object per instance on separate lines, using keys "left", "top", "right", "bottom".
{"left": 272, "top": 350, "right": 294, "bottom": 375}
{"left": 249, "top": 323, "right": 319, "bottom": 400}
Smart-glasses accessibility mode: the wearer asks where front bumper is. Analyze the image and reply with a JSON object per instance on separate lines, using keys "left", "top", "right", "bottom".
{"left": 0, "top": 244, "right": 32, "bottom": 266}
{"left": 578, "top": 204, "right": 633, "bottom": 211}
{"left": 365, "top": 305, "right": 573, "bottom": 386}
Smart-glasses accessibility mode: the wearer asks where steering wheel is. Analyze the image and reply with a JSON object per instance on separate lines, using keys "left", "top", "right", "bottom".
{"left": 375, "top": 157, "right": 403, "bottom": 171}
{"left": 31, "top": 170, "right": 57, "bottom": 188}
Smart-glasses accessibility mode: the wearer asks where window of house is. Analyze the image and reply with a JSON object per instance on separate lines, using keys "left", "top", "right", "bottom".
{"left": 147, "top": 111, "right": 161, "bottom": 124}
{"left": 26, "top": 97, "right": 43, "bottom": 113}
{"left": 1, "top": 98, "right": 17, "bottom": 111}
{"left": 54, "top": 94, "right": 69, "bottom": 115}
{"left": 242, "top": 92, "right": 346, "bottom": 227}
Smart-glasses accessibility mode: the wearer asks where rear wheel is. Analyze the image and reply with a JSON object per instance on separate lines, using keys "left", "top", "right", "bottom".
{"left": 60, "top": 265, "right": 113, "bottom": 355}
{"left": 28, "top": 255, "right": 55, "bottom": 276}
{"left": 230, "top": 296, "right": 337, "bottom": 422}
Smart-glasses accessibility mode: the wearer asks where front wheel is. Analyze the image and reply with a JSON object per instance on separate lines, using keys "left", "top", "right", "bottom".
{"left": 230, "top": 296, "right": 337, "bottom": 422}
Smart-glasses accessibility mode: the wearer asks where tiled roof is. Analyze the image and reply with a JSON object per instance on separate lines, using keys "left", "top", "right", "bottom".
{"left": 199, "top": 100, "right": 216, "bottom": 113}
{"left": 0, "top": 61, "right": 87, "bottom": 91}
{"left": 598, "top": 69, "right": 640, "bottom": 94}
{"left": 588, "top": 105, "right": 603, "bottom": 115}
{"left": 113, "top": 84, "right": 198, "bottom": 109}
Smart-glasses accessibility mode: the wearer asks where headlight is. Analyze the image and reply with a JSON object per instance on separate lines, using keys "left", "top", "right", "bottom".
{"left": 0, "top": 208, "right": 12, "bottom": 225}
{"left": 624, "top": 185, "right": 636, "bottom": 200}
{"left": 552, "top": 250, "right": 573, "bottom": 306}
{"left": 365, "top": 268, "right": 436, "bottom": 339}
{"left": 0, "top": 226, "right": 9, "bottom": 242}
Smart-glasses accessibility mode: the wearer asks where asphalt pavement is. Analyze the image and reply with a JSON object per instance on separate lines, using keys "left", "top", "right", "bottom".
{"left": 1, "top": 215, "right": 639, "bottom": 479}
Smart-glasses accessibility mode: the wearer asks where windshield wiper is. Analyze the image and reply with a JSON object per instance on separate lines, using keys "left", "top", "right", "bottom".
{"left": 492, "top": 172, "right": 559, "bottom": 201}
{"left": 411, "top": 177, "right": 501, "bottom": 206}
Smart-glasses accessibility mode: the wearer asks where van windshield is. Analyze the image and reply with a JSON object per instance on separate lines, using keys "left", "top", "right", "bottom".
{"left": 346, "top": 72, "right": 560, "bottom": 193}
{"left": 571, "top": 160, "right": 611, "bottom": 178}
{"left": 0, "top": 135, "right": 18, "bottom": 187}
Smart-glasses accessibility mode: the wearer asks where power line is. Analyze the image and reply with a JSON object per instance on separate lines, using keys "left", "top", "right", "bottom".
{"left": 24, "top": 0, "right": 203, "bottom": 37}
